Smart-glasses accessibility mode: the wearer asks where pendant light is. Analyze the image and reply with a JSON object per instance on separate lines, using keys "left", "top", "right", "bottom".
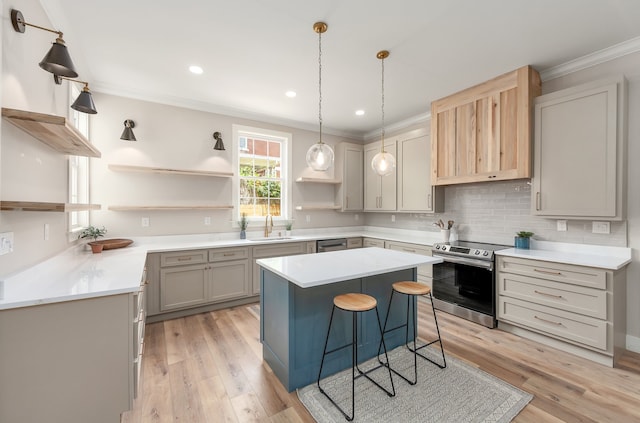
{"left": 371, "top": 50, "right": 396, "bottom": 176}
{"left": 305, "top": 22, "right": 334, "bottom": 171}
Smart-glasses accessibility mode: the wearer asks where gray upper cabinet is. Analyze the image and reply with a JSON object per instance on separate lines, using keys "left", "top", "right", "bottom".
{"left": 364, "top": 141, "right": 397, "bottom": 211}
{"left": 335, "top": 142, "right": 364, "bottom": 211}
{"left": 397, "top": 133, "right": 444, "bottom": 213}
{"left": 532, "top": 77, "right": 626, "bottom": 220}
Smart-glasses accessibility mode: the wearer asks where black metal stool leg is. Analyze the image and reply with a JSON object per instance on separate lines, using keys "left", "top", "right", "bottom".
{"left": 408, "top": 293, "right": 447, "bottom": 369}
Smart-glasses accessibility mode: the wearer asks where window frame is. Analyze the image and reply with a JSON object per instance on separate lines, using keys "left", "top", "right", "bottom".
{"left": 232, "top": 124, "right": 292, "bottom": 226}
{"left": 67, "top": 83, "right": 90, "bottom": 235}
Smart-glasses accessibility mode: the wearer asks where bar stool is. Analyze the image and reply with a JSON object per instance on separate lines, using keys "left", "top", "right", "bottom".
{"left": 317, "top": 293, "right": 395, "bottom": 421}
{"left": 379, "top": 281, "right": 446, "bottom": 385}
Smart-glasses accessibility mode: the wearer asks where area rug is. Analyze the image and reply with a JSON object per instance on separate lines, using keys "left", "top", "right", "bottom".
{"left": 298, "top": 345, "right": 532, "bottom": 423}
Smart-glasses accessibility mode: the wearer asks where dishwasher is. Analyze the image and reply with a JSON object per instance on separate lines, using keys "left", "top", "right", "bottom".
{"left": 316, "top": 238, "right": 347, "bottom": 252}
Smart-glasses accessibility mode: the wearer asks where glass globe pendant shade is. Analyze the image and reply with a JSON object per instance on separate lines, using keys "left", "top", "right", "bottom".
{"left": 306, "top": 142, "right": 334, "bottom": 171}
{"left": 371, "top": 150, "right": 396, "bottom": 176}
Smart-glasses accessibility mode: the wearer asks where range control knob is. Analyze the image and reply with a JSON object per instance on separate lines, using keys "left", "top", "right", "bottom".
{"left": 483, "top": 251, "right": 489, "bottom": 256}
{"left": 474, "top": 250, "right": 480, "bottom": 255}
{"left": 435, "top": 245, "right": 440, "bottom": 249}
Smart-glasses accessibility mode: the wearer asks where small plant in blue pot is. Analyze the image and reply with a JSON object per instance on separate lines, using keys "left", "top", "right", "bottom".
{"left": 515, "top": 231, "right": 534, "bottom": 249}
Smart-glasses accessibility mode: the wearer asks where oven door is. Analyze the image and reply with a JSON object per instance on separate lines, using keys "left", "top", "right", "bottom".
{"left": 431, "top": 254, "right": 495, "bottom": 317}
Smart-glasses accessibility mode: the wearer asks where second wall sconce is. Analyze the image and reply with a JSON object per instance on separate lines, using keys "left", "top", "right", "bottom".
{"left": 120, "top": 120, "right": 137, "bottom": 141}
{"left": 54, "top": 75, "right": 98, "bottom": 114}
{"left": 213, "top": 132, "right": 225, "bottom": 151}
{"left": 11, "top": 9, "right": 78, "bottom": 78}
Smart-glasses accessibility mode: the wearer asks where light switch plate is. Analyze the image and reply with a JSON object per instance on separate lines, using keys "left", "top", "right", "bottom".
{"left": 0, "top": 232, "right": 14, "bottom": 255}
{"left": 592, "top": 221, "right": 610, "bottom": 234}
{"left": 142, "top": 217, "right": 150, "bottom": 227}
{"left": 557, "top": 220, "right": 567, "bottom": 232}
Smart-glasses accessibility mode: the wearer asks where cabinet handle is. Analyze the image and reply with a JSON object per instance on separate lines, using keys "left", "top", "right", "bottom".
{"left": 534, "top": 315, "right": 563, "bottom": 326}
{"left": 534, "top": 290, "right": 563, "bottom": 299}
{"left": 144, "top": 279, "right": 149, "bottom": 285}
{"left": 177, "top": 257, "right": 192, "bottom": 261}
{"left": 536, "top": 192, "right": 541, "bottom": 211}
{"left": 346, "top": 196, "right": 349, "bottom": 209}
{"left": 534, "top": 269, "right": 563, "bottom": 276}
{"left": 488, "top": 175, "right": 497, "bottom": 179}
{"left": 223, "top": 253, "right": 235, "bottom": 256}
{"left": 379, "top": 196, "right": 383, "bottom": 209}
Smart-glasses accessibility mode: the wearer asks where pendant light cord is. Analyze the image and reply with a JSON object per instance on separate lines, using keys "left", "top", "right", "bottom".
{"left": 318, "top": 28, "right": 323, "bottom": 145}
{"left": 380, "top": 55, "right": 386, "bottom": 153}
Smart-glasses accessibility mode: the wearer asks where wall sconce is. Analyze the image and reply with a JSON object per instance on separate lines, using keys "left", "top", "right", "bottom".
{"left": 120, "top": 120, "right": 136, "bottom": 141}
{"left": 213, "top": 132, "right": 225, "bottom": 151}
{"left": 10, "top": 9, "right": 78, "bottom": 78}
{"left": 54, "top": 75, "right": 98, "bottom": 114}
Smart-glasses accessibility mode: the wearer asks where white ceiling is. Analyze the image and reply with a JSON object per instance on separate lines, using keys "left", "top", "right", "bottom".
{"left": 41, "top": 0, "right": 640, "bottom": 139}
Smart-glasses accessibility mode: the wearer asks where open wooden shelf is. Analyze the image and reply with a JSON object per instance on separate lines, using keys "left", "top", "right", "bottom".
{"left": 0, "top": 201, "right": 101, "bottom": 212}
{"left": 108, "top": 205, "right": 234, "bottom": 211}
{"left": 295, "top": 177, "right": 341, "bottom": 184}
{"left": 108, "top": 164, "right": 233, "bottom": 178}
{"left": 294, "top": 205, "right": 341, "bottom": 211}
{"left": 2, "top": 108, "right": 101, "bottom": 158}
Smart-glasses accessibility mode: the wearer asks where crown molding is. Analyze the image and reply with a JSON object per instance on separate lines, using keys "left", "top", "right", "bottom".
{"left": 540, "top": 35, "right": 640, "bottom": 81}
{"left": 363, "top": 111, "right": 431, "bottom": 142}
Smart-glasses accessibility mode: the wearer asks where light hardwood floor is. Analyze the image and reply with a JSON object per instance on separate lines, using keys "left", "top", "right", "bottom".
{"left": 122, "top": 300, "right": 640, "bottom": 422}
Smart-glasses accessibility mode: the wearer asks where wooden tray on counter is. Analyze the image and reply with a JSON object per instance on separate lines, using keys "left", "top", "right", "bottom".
{"left": 88, "top": 238, "right": 133, "bottom": 250}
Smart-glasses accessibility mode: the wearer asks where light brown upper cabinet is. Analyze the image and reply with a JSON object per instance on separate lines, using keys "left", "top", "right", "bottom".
{"left": 430, "top": 66, "right": 541, "bottom": 185}
{"left": 532, "top": 77, "right": 626, "bottom": 220}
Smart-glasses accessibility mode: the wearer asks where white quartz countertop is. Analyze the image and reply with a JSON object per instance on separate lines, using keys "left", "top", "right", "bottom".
{"left": 256, "top": 247, "right": 442, "bottom": 288}
{"left": 496, "top": 241, "right": 632, "bottom": 270}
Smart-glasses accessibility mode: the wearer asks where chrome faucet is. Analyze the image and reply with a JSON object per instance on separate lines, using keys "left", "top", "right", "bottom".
{"left": 264, "top": 215, "right": 273, "bottom": 237}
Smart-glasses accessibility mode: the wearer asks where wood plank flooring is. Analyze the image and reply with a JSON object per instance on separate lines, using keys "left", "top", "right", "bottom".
{"left": 122, "top": 300, "right": 640, "bottom": 422}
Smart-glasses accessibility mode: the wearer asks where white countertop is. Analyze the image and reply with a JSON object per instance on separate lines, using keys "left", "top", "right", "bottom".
{"left": 495, "top": 240, "right": 632, "bottom": 270}
{"left": 256, "top": 247, "right": 442, "bottom": 288}
{"left": 0, "top": 227, "right": 631, "bottom": 310}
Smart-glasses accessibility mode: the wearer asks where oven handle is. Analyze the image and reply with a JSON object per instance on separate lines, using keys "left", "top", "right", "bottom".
{"left": 432, "top": 253, "right": 494, "bottom": 270}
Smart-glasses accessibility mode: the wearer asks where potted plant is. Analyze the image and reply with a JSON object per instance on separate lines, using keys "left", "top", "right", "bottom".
{"left": 78, "top": 225, "right": 108, "bottom": 253}
{"left": 238, "top": 213, "right": 248, "bottom": 239}
{"left": 515, "top": 231, "right": 534, "bottom": 249}
{"left": 284, "top": 220, "right": 293, "bottom": 236}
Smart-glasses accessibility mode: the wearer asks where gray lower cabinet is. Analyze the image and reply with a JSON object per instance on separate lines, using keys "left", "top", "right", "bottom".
{"left": 385, "top": 241, "right": 433, "bottom": 287}
{"left": 251, "top": 242, "right": 308, "bottom": 294}
{"left": 363, "top": 237, "right": 385, "bottom": 248}
{"left": 210, "top": 260, "right": 250, "bottom": 302}
{"left": 161, "top": 263, "right": 208, "bottom": 311}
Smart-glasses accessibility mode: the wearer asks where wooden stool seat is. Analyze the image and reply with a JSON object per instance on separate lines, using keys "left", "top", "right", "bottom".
{"left": 334, "top": 293, "right": 377, "bottom": 312}
{"left": 393, "top": 281, "right": 431, "bottom": 296}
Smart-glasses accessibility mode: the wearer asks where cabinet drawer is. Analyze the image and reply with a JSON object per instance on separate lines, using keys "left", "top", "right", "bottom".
{"left": 498, "top": 272, "right": 606, "bottom": 319}
{"left": 497, "top": 256, "right": 607, "bottom": 289}
{"left": 252, "top": 242, "right": 306, "bottom": 259}
{"left": 498, "top": 296, "right": 607, "bottom": 350}
{"left": 160, "top": 250, "right": 208, "bottom": 267}
{"left": 363, "top": 238, "right": 385, "bottom": 248}
{"left": 209, "top": 247, "right": 249, "bottom": 262}
{"left": 347, "top": 238, "right": 363, "bottom": 249}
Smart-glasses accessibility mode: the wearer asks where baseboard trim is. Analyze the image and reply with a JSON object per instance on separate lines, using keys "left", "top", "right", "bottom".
{"left": 627, "top": 335, "right": 640, "bottom": 353}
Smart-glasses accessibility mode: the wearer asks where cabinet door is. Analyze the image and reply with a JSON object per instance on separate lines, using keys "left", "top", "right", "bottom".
{"left": 252, "top": 243, "right": 307, "bottom": 294}
{"left": 532, "top": 79, "right": 622, "bottom": 219}
{"left": 344, "top": 144, "right": 364, "bottom": 211}
{"left": 397, "top": 134, "right": 443, "bottom": 212}
{"left": 210, "top": 260, "right": 249, "bottom": 302}
{"left": 364, "top": 141, "right": 396, "bottom": 211}
{"left": 160, "top": 264, "right": 208, "bottom": 311}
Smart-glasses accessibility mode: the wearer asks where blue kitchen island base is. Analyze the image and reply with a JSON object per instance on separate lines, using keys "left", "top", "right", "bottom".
{"left": 260, "top": 267, "right": 416, "bottom": 392}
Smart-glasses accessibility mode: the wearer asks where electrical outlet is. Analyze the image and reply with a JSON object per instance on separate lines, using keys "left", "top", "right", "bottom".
{"left": 306, "top": 215, "right": 311, "bottom": 223}
{"left": 391, "top": 215, "right": 396, "bottom": 222}
{"left": 557, "top": 220, "right": 567, "bottom": 232}
{"left": 592, "top": 221, "right": 610, "bottom": 234}
{"left": 44, "top": 224, "right": 50, "bottom": 241}
{"left": 204, "top": 217, "right": 211, "bottom": 225}
{"left": 142, "top": 217, "right": 150, "bottom": 227}
{"left": 0, "top": 232, "right": 14, "bottom": 256}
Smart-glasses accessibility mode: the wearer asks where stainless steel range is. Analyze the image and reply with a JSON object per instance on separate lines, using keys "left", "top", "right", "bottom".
{"left": 431, "top": 240, "right": 510, "bottom": 328}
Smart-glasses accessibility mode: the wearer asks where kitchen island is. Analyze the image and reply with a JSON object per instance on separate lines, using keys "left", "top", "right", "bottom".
{"left": 256, "top": 247, "right": 442, "bottom": 391}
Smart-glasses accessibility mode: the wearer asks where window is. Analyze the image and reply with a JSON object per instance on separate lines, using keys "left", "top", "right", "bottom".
{"left": 233, "top": 125, "right": 292, "bottom": 223}
{"left": 68, "top": 83, "right": 90, "bottom": 233}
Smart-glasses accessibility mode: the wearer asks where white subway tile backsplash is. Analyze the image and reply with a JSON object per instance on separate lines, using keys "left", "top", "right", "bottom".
{"left": 365, "top": 180, "right": 627, "bottom": 247}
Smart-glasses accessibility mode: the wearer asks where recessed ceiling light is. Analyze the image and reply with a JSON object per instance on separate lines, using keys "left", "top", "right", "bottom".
{"left": 189, "top": 65, "right": 203, "bottom": 75}
{"left": 355, "top": 110, "right": 365, "bottom": 116}
{"left": 285, "top": 91, "right": 297, "bottom": 98}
